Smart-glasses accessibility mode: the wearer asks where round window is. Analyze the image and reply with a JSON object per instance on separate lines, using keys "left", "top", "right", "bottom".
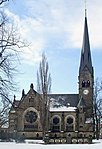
{"left": 67, "top": 117, "right": 73, "bottom": 124}
{"left": 25, "top": 111, "right": 37, "bottom": 123}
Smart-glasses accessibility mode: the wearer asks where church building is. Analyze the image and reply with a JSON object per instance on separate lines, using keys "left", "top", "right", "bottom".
{"left": 8, "top": 12, "right": 94, "bottom": 143}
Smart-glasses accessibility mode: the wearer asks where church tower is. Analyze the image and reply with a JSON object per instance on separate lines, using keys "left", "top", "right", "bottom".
{"left": 79, "top": 11, "right": 94, "bottom": 117}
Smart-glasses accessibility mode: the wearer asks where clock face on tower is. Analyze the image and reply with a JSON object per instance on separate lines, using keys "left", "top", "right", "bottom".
{"left": 83, "top": 89, "right": 89, "bottom": 95}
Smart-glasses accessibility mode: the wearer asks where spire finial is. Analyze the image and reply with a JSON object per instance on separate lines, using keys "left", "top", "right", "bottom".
{"left": 85, "top": 0, "right": 87, "bottom": 17}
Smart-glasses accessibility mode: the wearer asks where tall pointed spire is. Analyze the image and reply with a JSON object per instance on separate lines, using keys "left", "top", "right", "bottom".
{"left": 79, "top": 10, "right": 93, "bottom": 75}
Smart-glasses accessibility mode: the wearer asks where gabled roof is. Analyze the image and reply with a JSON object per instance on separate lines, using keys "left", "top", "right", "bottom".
{"left": 79, "top": 14, "right": 93, "bottom": 75}
{"left": 11, "top": 93, "right": 79, "bottom": 113}
{"left": 12, "top": 84, "right": 41, "bottom": 109}
{"left": 18, "top": 85, "right": 41, "bottom": 108}
{"left": 10, "top": 82, "right": 79, "bottom": 112}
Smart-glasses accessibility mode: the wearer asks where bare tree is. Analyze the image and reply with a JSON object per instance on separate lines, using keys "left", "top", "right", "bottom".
{"left": 0, "top": 0, "right": 9, "bottom": 5}
{"left": 93, "top": 78, "right": 102, "bottom": 139}
{"left": 37, "top": 53, "right": 51, "bottom": 139}
{"left": 0, "top": 10, "right": 26, "bottom": 128}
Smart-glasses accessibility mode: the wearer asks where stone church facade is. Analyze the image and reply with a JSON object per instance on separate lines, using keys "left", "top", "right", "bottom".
{"left": 8, "top": 14, "right": 94, "bottom": 143}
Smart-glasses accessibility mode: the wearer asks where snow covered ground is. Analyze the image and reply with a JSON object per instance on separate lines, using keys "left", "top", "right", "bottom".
{"left": 0, "top": 139, "right": 102, "bottom": 149}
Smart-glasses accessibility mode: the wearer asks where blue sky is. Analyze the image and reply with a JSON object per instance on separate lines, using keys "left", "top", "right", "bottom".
{"left": 4, "top": 0, "right": 102, "bottom": 99}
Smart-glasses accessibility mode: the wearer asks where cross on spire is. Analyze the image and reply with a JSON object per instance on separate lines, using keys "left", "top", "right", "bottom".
{"left": 85, "top": 0, "right": 87, "bottom": 18}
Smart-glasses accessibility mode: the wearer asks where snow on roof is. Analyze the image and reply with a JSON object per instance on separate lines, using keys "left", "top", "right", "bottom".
{"left": 49, "top": 94, "right": 79, "bottom": 108}
{"left": 50, "top": 106, "right": 76, "bottom": 112}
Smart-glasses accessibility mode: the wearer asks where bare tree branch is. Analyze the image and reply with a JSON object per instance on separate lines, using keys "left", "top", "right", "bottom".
{"left": 93, "top": 78, "right": 102, "bottom": 139}
{"left": 0, "top": 10, "right": 27, "bottom": 128}
{"left": 0, "top": 0, "right": 9, "bottom": 5}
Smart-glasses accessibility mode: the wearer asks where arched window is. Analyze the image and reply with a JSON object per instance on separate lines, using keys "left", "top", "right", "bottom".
{"left": 87, "top": 80, "right": 90, "bottom": 87}
{"left": 24, "top": 109, "right": 38, "bottom": 131}
{"left": 66, "top": 116, "right": 74, "bottom": 132}
{"left": 82, "top": 80, "right": 85, "bottom": 87}
{"left": 53, "top": 117, "right": 59, "bottom": 124}
{"left": 67, "top": 117, "right": 73, "bottom": 124}
{"left": 51, "top": 116, "right": 60, "bottom": 132}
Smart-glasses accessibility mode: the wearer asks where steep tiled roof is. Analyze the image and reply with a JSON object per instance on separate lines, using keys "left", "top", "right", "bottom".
{"left": 48, "top": 94, "right": 79, "bottom": 108}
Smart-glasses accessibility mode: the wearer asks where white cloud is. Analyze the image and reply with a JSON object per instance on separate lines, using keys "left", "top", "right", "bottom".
{"left": 5, "top": 0, "right": 102, "bottom": 66}
{"left": 5, "top": 9, "right": 46, "bottom": 64}
{"left": 88, "top": 2, "right": 102, "bottom": 49}
{"left": 25, "top": 0, "right": 102, "bottom": 49}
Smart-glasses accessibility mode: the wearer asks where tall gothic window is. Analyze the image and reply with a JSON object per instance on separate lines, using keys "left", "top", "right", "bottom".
{"left": 66, "top": 116, "right": 74, "bottom": 131}
{"left": 82, "top": 80, "right": 90, "bottom": 87}
{"left": 51, "top": 116, "right": 60, "bottom": 132}
{"left": 82, "top": 80, "right": 85, "bottom": 87}
{"left": 87, "top": 80, "right": 90, "bottom": 87}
